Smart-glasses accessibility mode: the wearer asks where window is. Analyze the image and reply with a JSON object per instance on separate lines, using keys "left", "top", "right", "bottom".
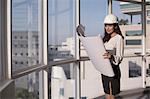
{"left": 147, "top": 20, "right": 150, "bottom": 24}
{"left": 12, "top": 0, "right": 43, "bottom": 71}
{"left": 15, "top": 61, "right": 18, "bottom": 64}
{"left": 14, "top": 44, "right": 17, "bottom": 47}
{"left": 12, "top": 0, "right": 43, "bottom": 98}
{"left": 14, "top": 36, "right": 17, "bottom": 39}
{"left": 129, "top": 61, "right": 141, "bottom": 78}
{"left": 20, "top": 36, "right": 23, "bottom": 39}
{"left": 15, "top": 53, "right": 17, "bottom": 55}
{"left": 20, "top": 53, "right": 23, "bottom": 56}
{"left": 48, "top": 0, "right": 76, "bottom": 98}
{"left": 20, "top": 61, "right": 23, "bottom": 64}
{"left": 147, "top": 10, "right": 150, "bottom": 16}
{"left": 48, "top": 0, "right": 75, "bottom": 62}
{"left": 20, "top": 44, "right": 23, "bottom": 48}
{"left": 126, "top": 30, "right": 142, "bottom": 36}
{"left": 126, "top": 39, "right": 142, "bottom": 45}
{"left": 120, "top": 3, "right": 140, "bottom": 10}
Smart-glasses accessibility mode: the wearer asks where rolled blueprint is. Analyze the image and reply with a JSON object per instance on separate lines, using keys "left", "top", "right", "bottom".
{"left": 79, "top": 36, "right": 114, "bottom": 77}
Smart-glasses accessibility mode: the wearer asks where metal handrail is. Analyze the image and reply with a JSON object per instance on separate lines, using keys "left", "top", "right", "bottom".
{"left": 12, "top": 57, "right": 89, "bottom": 79}
{"left": 12, "top": 54, "right": 150, "bottom": 79}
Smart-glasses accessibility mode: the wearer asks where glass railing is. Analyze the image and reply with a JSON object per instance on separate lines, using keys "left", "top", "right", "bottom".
{"left": 12, "top": 0, "right": 43, "bottom": 72}
{"left": 15, "top": 71, "right": 40, "bottom": 99}
{"left": 50, "top": 55, "right": 150, "bottom": 99}
{"left": 50, "top": 63, "right": 77, "bottom": 99}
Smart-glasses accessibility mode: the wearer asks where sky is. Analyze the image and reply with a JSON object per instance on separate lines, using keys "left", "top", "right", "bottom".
{"left": 80, "top": 0, "right": 123, "bottom": 36}
{"left": 12, "top": 0, "right": 132, "bottom": 44}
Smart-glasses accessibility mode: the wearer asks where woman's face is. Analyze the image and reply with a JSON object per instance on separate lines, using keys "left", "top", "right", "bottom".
{"left": 104, "top": 24, "right": 115, "bottom": 34}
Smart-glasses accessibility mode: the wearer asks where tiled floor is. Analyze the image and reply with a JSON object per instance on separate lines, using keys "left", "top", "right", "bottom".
{"left": 94, "top": 87, "right": 150, "bottom": 99}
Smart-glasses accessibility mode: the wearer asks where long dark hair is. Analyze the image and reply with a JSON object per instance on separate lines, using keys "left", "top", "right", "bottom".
{"left": 103, "top": 23, "right": 124, "bottom": 43}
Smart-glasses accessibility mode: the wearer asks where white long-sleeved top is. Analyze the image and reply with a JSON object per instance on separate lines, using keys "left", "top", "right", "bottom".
{"left": 104, "top": 34, "right": 124, "bottom": 65}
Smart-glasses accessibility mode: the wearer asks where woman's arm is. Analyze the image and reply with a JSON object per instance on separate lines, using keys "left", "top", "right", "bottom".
{"left": 111, "top": 36, "right": 124, "bottom": 65}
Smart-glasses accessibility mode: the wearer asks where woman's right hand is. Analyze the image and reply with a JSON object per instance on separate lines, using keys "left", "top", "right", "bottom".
{"left": 103, "top": 52, "right": 112, "bottom": 59}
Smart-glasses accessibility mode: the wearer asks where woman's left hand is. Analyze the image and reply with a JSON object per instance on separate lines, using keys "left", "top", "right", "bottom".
{"left": 103, "top": 52, "right": 112, "bottom": 59}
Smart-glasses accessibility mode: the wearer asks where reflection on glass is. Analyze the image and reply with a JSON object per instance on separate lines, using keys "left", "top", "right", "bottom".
{"left": 129, "top": 61, "right": 141, "bottom": 78}
{"left": 12, "top": 0, "right": 42, "bottom": 98}
{"left": 50, "top": 63, "right": 75, "bottom": 99}
{"left": 15, "top": 72, "right": 39, "bottom": 99}
{"left": 126, "top": 30, "right": 142, "bottom": 36}
{"left": 12, "top": 0, "right": 42, "bottom": 71}
{"left": 48, "top": 0, "right": 76, "bottom": 98}
{"left": 120, "top": 3, "right": 140, "bottom": 10}
{"left": 80, "top": 0, "right": 107, "bottom": 36}
{"left": 126, "top": 40, "right": 142, "bottom": 45}
{"left": 48, "top": 0, "right": 75, "bottom": 62}
{"left": 146, "top": 64, "right": 150, "bottom": 77}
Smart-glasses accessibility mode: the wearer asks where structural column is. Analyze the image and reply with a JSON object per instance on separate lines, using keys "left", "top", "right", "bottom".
{"left": 108, "top": 0, "right": 112, "bottom": 14}
{"left": 0, "top": 0, "right": 11, "bottom": 81}
{"left": 75, "top": 0, "right": 81, "bottom": 99}
{"left": 39, "top": 0, "right": 48, "bottom": 99}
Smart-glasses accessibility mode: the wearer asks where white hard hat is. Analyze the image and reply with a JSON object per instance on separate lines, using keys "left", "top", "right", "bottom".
{"left": 104, "top": 14, "right": 118, "bottom": 24}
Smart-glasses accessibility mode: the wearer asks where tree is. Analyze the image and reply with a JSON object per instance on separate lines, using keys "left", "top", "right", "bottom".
{"left": 16, "top": 88, "right": 39, "bottom": 99}
{"left": 118, "top": 19, "right": 129, "bottom": 25}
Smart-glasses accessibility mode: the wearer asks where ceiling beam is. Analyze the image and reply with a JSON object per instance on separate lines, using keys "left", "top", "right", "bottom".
{"left": 114, "top": 0, "right": 150, "bottom": 5}
{"left": 114, "top": 0, "right": 141, "bottom": 4}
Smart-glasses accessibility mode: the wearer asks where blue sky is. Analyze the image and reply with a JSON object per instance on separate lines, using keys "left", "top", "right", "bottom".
{"left": 12, "top": 0, "right": 131, "bottom": 44}
{"left": 80, "top": 0, "right": 123, "bottom": 36}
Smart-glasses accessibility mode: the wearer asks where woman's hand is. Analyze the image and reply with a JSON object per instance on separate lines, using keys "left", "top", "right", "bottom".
{"left": 103, "top": 52, "right": 112, "bottom": 59}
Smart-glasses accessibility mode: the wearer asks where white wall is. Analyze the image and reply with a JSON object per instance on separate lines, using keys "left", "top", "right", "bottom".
{"left": 120, "top": 57, "right": 143, "bottom": 90}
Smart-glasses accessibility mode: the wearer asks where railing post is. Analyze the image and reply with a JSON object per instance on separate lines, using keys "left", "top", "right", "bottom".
{"left": 141, "top": 0, "right": 146, "bottom": 88}
{"left": 75, "top": 0, "right": 81, "bottom": 98}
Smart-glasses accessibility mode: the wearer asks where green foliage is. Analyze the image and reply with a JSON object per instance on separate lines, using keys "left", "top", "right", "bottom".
{"left": 16, "top": 88, "right": 39, "bottom": 99}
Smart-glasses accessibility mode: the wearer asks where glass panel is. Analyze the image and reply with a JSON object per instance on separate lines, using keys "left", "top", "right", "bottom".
{"left": 121, "top": 57, "right": 143, "bottom": 89}
{"left": 126, "top": 39, "right": 142, "bottom": 45}
{"left": 116, "top": 1, "right": 143, "bottom": 89}
{"left": 48, "top": 0, "right": 76, "bottom": 98}
{"left": 50, "top": 63, "right": 76, "bottom": 99}
{"left": 120, "top": 3, "right": 141, "bottom": 10}
{"left": 80, "top": 0, "right": 107, "bottom": 36}
{"left": 80, "top": 0, "right": 144, "bottom": 97}
{"left": 129, "top": 60, "right": 142, "bottom": 77}
{"left": 147, "top": 10, "right": 150, "bottom": 16}
{"left": 48, "top": 0, "right": 75, "bottom": 62}
{"left": 15, "top": 72, "right": 39, "bottom": 99}
{"left": 146, "top": 57, "right": 150, "bottom": 78}
{"left": 146, "top": 64, "right": 150, "bottom": 76}
{"left": 147, "top": 10, "right": 150, "bottom": 24}
{"left": 12, "top": 0, "right": 42, "bottom": 71}
{"left": 126, "top": 30, "right": 142, "bottom": 36}
{"left": 147, "top": 20, "right": 150, "bottom": 24}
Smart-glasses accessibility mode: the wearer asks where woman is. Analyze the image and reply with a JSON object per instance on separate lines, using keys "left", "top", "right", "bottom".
{"left": 102, "top": 14, "right": 124, "bottom": 99}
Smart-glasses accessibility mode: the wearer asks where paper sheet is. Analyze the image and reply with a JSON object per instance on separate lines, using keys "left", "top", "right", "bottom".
{"left": 79, "top": 36, "right": 114, "bottom": 77}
